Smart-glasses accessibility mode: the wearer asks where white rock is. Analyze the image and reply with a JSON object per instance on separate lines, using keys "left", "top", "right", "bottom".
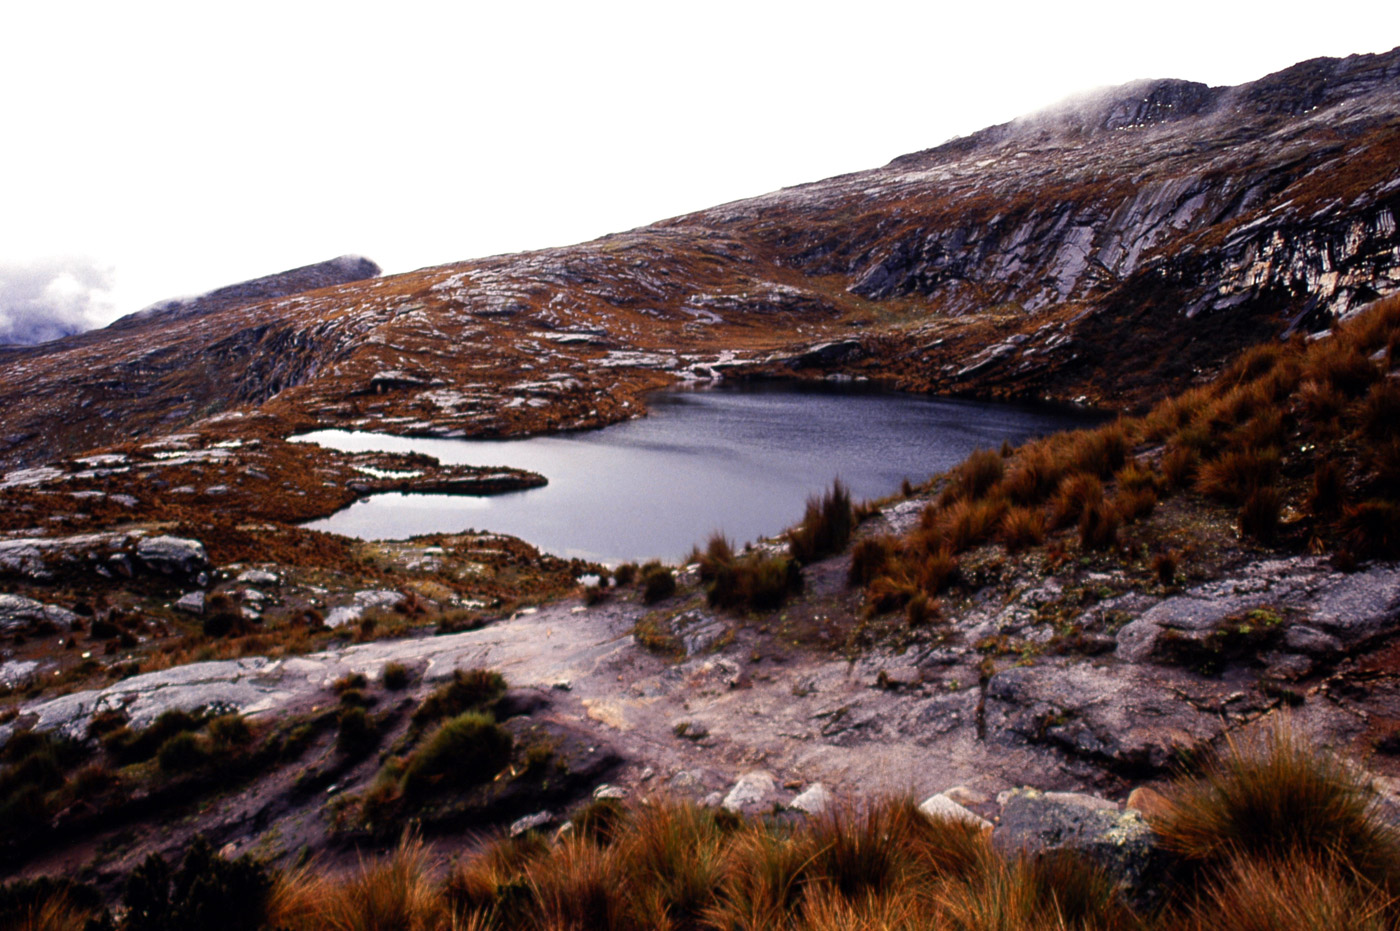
{"left": 135, "top": 536, "right": 208, "bottom": 575}
{"left": 593, "top": 783, "right": 628, "bottom": 800}
{"left": 236, "top": 569, "right": 280, "bottom": 586}
{"left": 0, "top": 593, "right": 78, "bottom": 629}
{"left": 918, "top": 793, "right": 993, "bottom": 830}
{"left": 722, "top": 770, "right": 778, "bottom": 814}
{"left": 175, "top": 592, "right": 206, "bottom": 615}
{"left": 787, "top": 783, "right": 833, "bottom": 815}
{"left": 509, "top": 811, "right": 553, "bottom": 836}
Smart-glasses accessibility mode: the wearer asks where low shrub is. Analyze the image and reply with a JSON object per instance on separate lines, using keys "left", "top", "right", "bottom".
{"left": 207, "top": 714, "right": 253, "bottom": 749}
{"left": 641, "top": 563, "right": 677, "bottom": 604}
{"left": 411, "top": 668, "right": 506, "bottom": 728}
{"left": 335, "top": 707, "right": 379, "bottom": 759}
{"left": 381, "top": 662, "right": 411, "bottom": 690}
{"left": 707, "top": 550, "right": 803, "bottom": 612}
{"left": 401, "top": 711, "right": 512, "bottom": 798}
{"left": 119, "top": 836, "right": 273, "bottom": 931}
{"left": 613, "top": 562, "right": 638, "bottom": 586}
{"left": 105, "top": 708, "right": 205, "bottom": 765}
{"left": 157, "top": 731, "right": 210, "bottom": 773}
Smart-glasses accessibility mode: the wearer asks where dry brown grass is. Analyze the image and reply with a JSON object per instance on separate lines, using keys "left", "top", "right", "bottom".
{"left": 267, "top": 836, "right": 450, "bottom": 931}
{"left": 998, "top": 506, "right": 1047, "bottom": 552}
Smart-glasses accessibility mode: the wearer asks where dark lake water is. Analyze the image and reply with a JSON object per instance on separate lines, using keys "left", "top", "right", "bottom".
{"left": 294, "top": 382, "right": 1101, "bottom": 564}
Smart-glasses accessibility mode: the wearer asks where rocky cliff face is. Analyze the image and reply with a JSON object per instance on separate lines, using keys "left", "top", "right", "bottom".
{"left": 0, "top": 50, "right": 1398, "bottom": 470}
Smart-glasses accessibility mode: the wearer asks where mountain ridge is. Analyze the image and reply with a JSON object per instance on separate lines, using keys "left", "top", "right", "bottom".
{"left": 0, "top": 47, "right": 1396, "bottom": 472}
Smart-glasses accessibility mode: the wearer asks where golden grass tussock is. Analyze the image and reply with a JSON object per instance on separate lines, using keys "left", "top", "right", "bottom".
{"left": 1150, "top": 723, "right": 1400, "bottom": 886}
{"left": 941, "top": 448, "right": 1005, "bottom": 505}
{"left": 268, "top": 836, "right": 450, "bottom": 931}
{"left": 1050, "top": 472, "right": 1105, "bottom": 530}
{"left": 1183, "top": 855, "right": 1396, "bottom": 931}
{"left": 1193, "top": 447, "right": 1280, "bottom": 504}
{"left": 997, "top": 505, "right": 1047, "bottom": 552}
{"left": 788, "top": 480, "right": 854, "bottom": 564}
{"left": 847, "top": 535, "right": 896, "bottom": 588}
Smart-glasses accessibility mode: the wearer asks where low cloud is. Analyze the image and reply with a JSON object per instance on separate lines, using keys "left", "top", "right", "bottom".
{"left": 0, "top": 257, "right": 117, "bottom": 346}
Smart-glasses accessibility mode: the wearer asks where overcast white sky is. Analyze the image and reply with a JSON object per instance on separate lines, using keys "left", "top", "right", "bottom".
{"left": 1, "top": 1, "right": 1397, "bottom": 341}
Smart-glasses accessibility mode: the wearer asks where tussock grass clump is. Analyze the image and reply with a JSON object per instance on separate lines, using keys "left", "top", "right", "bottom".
{"left": 1154, "top": 550, "right": 1179, "bottom": 586}
{"left": 1160, "top": 444, "right": 1200, "bottom": 489}
{"left": 848, "top": 535, "right": 896, "bottom": 588}
{"left": 1239, "top": 485, "right": 1284, "bottom": 543}
{"left": 789, "top": 480, "right": 855, "bottom": 563}
{"left": 1077, "top": 498, "right": 1121, "bottom": 551}
{"left": 156, "top": 731, "right": 209, "bottom": 773}
{"left": 942, "top": 449, "right": 1005, "bottom": 504}
{"left": 381, "top": 662, "right": 411, "bottom": 690}
{"left": 906, "top": 592, "right": 939, "bottom": 629}
{"left": 1184, "top": 855, "right": 1395, "bottom": 931}
{"left": 917, "top": 547, "right": 960, "bottom": 595}
{"left": 268, "top": 835, "right": 445, "bottom": 931}
{"left": 401, "top": 711, "right": 512, "bottom": 798}
{"left": 336, "top": 707, "right": 379, "bottom": 758}
{"left": 1194, "top": 447, "right": 1280, "bottom": 504}
{"left": 640, "top": 562, "right": 677, "bottom": 604}
{"left": 999, "top": 444, "right": 1064, "bottom": 505}
{"left": 1340, "top": 500, "right": 1400, "bottom": 559}
{"left": 1114, "top": 486, "right": 1158, "bottom": 523}
{"left": 1065, "top": 423, "right": 1130, "bottom": 478}
{"left": 1358, "top": 378, "right": 1400, "bottom": 441}
{"left": 1151, "top": 724, "right": 1400, "bottom": 885}
{"left": 923, "top": 497, "right": 1008, "bottom": 552}
{"left": 1304, "top": 337, "right": 1379, "bottom": 398}
{"left": 1308, "top": 459, "right": 1347, "bottom": 517}
{"left": 997, "top": 506, "right": 1046, "bottom": 553}
{"left": 411, "top": 668, "right": 506, "bottom": 728}
{"left": 1050, "top": 473, "right": 1105, "bottom": 530}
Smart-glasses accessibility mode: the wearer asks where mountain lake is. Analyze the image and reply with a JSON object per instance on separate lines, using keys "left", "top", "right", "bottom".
{"left": 293, "top": 381, "right": 1104, "bottom": 564}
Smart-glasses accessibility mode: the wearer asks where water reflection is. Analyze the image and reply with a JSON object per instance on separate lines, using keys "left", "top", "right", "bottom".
{"left": 295, "top": 382, "right": 1101, "bottom": 564}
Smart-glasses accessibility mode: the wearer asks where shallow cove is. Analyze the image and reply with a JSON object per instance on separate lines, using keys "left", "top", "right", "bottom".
{"left": 295, "top": 382, "right": 1102, "bottom": 564}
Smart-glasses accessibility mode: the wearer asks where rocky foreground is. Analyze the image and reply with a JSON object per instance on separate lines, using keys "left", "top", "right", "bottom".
{"left": 4, "top": 482, "right": 1399, "bottom": 885}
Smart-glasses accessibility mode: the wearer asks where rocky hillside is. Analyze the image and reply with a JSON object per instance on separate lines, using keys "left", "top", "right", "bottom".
{"left": 0, "top": 49, "right": 1396, "bottom": 473}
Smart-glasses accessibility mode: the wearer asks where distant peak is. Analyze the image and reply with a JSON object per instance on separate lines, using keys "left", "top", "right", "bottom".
{"left": 117, "top": 255, "right": 382, "bottom": 327}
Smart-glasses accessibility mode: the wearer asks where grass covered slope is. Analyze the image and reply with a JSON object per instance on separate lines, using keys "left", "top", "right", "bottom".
{"left": 854, "top": 293, "right": 1400, "bottom": 622}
